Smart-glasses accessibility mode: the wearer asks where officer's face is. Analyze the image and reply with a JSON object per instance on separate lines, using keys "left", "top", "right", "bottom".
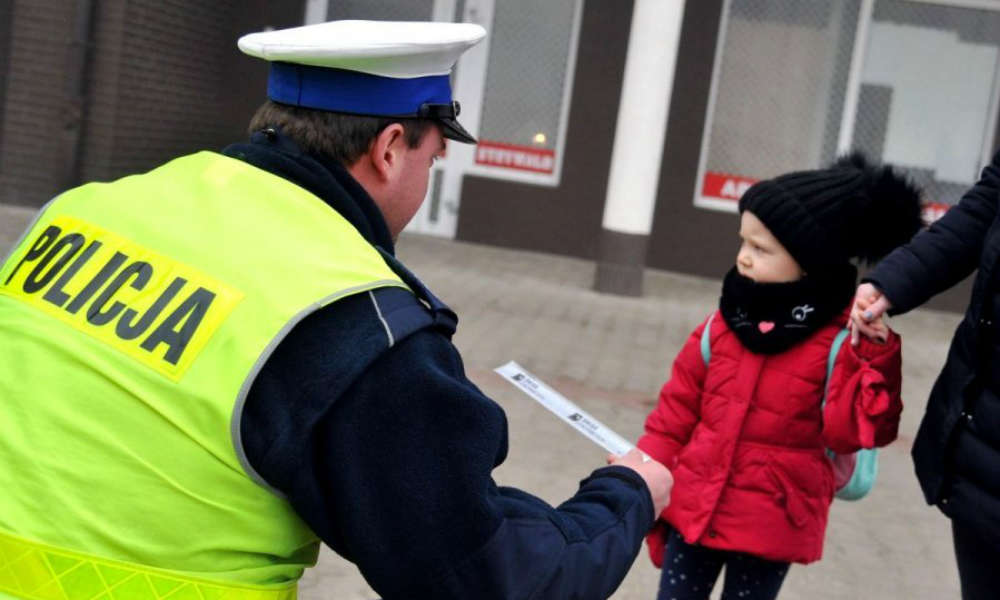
{"left": 385, "top": 125, "right": 446, "bottom": 238}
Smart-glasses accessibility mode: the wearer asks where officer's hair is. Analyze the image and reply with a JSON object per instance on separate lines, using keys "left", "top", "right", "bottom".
{"left": 248, "top": 100, "right": 436, "bottom": 165}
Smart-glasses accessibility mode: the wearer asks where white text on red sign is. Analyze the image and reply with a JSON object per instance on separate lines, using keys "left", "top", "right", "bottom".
{"left": 476, "top": 141, "right": 556, "bottom": 174}
{"left": 702, "top": 171, "right": 759, "bottom": 201}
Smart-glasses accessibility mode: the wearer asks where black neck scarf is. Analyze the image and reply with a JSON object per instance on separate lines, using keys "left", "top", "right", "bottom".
{"left": 719, "top": 265, "right": 856, "bottom": 354}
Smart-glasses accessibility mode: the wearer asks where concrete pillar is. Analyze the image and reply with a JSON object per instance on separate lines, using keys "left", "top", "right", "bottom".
{"left": 594, "top": 0, "right": 685, "bottom": 296}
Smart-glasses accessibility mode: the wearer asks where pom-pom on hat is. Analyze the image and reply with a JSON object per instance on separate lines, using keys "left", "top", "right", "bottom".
{"left": 238, "top": 20, "right": 487, "bottom": 143}
{"left": 738, "top": 152, "right": 923, "bottom": 272}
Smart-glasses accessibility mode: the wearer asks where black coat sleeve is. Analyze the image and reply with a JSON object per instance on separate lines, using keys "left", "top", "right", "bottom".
{"left": 241, "top": 290, "right": 654, "bottom": 599}
{"left": 865, "top": 150, "right": 1000, "bottom": 313}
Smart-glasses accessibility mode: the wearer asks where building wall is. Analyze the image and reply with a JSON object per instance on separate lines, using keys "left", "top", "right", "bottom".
{"left": 455, "top": 0, "right": 634, "bottom": 259}
{"left": 0, "top": 0, "right": 12, "bottom": 152}
{"left": 0, "top": 0, "right": 304, "bottom": 207}
{"left": 0, "top": 1, "right": 78, "bottom": 207}
{"left": 80, "top": 0, "right": 127, "bottom": 186}
{"left": 84, "top": 1, "right": 239, "bottom": 181}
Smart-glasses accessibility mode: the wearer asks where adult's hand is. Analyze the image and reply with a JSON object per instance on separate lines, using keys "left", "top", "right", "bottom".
{"left": 851, "top": 282, "right": 893, "bottom": 346}
{"left": 608, "top": 449, "right": 673, "bottom": 518}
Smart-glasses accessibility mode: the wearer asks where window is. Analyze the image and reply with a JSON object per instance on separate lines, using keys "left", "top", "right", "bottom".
{"left": 466, "top": 0, "right": 582, "bottom": 186}
{"left": 696, "top": 0, "right": 862, "bottom": 211}
{"left": 696, "top": 0, "right": 1000, "bottom": 223}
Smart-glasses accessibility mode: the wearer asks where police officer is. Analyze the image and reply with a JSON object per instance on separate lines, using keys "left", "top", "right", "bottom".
{"left": 0, "top": 20, "right": 671, "bottom": 599}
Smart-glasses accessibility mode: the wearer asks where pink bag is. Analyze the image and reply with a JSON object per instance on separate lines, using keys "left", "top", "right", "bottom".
{"left": 831, "top": 452, "right": 857, "bottom": 490}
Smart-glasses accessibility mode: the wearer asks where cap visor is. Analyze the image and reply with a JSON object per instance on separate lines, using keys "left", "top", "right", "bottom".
{"left": 441, "top": 118, "right": 477, "bottom": 144}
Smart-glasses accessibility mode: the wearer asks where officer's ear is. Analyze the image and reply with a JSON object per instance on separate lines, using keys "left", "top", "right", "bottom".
{"left": 368, "top": 123, "right": 407, "bottom": 182}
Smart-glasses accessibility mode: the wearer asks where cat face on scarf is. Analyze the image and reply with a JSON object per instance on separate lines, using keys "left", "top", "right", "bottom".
{"left": 736, "top": 211, "right": 804, "bottom": 284}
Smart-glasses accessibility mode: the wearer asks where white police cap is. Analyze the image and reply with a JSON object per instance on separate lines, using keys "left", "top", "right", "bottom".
{"left": 238, "top": 20, "right": 487, "bottom": 144}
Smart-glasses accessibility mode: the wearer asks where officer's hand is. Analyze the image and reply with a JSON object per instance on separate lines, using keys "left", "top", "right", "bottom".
{"left": 608, "top": 449, "right": 672, "bottom": 518}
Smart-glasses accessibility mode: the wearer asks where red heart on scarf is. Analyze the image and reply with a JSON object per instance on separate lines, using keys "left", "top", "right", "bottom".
{"left": 758, "top": 321, "right": 775, "bottom": 333}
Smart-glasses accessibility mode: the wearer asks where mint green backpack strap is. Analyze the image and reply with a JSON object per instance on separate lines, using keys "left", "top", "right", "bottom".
{"left": 823, "top": 329, "right": 850, "bottom": 398}
{"left": 823, "top": 327, "right": 879, "bottom": 501}
{"left": 700, "top": 312, "right": 715, "bottom": 366}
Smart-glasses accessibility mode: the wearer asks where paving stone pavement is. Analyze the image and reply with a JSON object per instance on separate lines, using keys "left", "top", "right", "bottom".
{"left": 1, "top": 204, "right": 963, "bottom": 599}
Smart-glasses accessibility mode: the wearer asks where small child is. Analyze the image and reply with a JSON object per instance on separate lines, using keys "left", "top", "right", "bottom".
{"left": 637, "top": 154, "right": 922, "bottom": 600}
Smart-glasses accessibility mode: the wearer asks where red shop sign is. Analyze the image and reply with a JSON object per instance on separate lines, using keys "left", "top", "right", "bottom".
{"left": 475, "top": 140, "right": 555, "bottom": 174}
{"left": 702, "top": 171, "right": 758, "bottom": 202}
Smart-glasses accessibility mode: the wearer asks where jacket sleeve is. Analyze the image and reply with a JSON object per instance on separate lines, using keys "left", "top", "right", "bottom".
{"left": 865, "top": 149, "right": 1000, "bottom": 314}
{"left": 242, "top": 293, "right": 654, "bottom": 600}
{"left": 637, "top": 317, "right": 709, "bottom": 473}
{"left": 821, "top": 330, "right": 903, "bottom": 454}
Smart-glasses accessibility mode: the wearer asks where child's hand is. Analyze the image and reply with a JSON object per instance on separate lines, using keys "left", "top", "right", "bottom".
{"left": 850, "top": 283, "right": 892, "bottom": 345}
{"left": 862, "top": 314, "right": 889, "bottom": 344}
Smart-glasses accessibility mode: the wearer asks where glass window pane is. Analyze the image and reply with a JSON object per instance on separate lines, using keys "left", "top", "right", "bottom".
{"left": 474, "top": 0, "right": 577, "bottom": 177}
{"left": 856, "top": 0, "right": 1000, "bottom": 212}
{"left": 698, "top": 0, "right": 861, "bottom": 207}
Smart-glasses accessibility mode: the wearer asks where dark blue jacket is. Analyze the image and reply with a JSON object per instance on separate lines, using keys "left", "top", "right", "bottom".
{"left": 866, "top": 149, "right": 1000, "bottom": 543}
{"left": 222, "top": 132, "right": 654, "bottom": 599}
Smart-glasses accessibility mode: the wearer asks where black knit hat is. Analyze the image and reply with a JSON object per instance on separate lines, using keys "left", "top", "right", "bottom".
{"left": 738, "top": 152, "right": 924, "bottom": 272}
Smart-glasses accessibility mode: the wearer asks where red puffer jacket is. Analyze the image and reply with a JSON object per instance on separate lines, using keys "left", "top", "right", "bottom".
{"left": 637, "top": 308, "right": 902, "bottom": 565}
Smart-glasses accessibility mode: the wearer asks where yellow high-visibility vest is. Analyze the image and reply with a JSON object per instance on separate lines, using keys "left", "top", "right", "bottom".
{"left": 0, "top": 151, "right": 408, "bottom": 598}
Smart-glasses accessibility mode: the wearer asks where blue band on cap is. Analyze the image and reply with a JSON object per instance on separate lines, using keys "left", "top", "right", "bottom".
{"left": 267, "top": 62, "right": 452, "bottom": 116}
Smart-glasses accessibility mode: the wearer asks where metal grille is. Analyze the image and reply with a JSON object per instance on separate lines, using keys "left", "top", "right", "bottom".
{"left": 326, "top": 0, "right": 434, "bottom": 21}
{"left": 477, "top": 0, "right": 577, "bottom": 150}
{"left": 706, "top": 0, "right": 861, "bottom": 179}
{"left": 857, "top": 0, "right": 1000, "bottom": 207}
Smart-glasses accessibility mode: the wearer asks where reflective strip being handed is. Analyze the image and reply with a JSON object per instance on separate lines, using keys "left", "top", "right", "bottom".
{"left": 0, "top": 529, "right": 296, "bottom": 600}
